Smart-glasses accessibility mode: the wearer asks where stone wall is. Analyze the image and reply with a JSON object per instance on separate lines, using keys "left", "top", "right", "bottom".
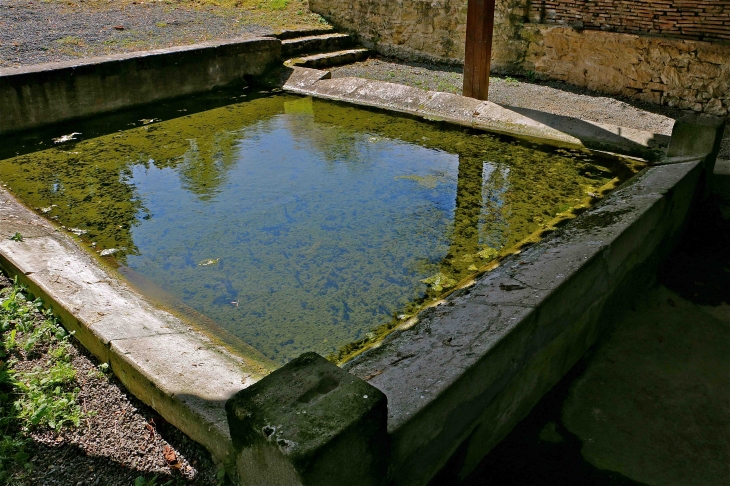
{"left": 308, "top": 0, "right": 530, "bottom": 71}
{"left": 530, "top": 0, "right": 730, "bottom": 43}
{"left": 522, "top": 25, "right": 730, "bottom": 116}
{"left": 310, "top": 0, "right": 729, "bottom": 117}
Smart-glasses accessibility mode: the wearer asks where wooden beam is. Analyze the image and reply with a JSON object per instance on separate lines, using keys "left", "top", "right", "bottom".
{"left": 463, "top": 0, "right": 496, "bottom": 101}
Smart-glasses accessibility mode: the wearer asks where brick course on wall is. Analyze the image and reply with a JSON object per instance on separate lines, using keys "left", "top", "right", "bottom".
{"left": 530, "top": 0, "right": 730, "bottom": 43}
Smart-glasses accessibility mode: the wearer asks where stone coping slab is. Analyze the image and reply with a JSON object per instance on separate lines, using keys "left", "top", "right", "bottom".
{"left": 0, "top": 36, "right": 281, "bottom": 135}
{"left": 0, "top": 37, "right": 270, "bottom": 77}
{"left": 0, "top": 188, "right": 276, "bottom": 467}
{"left": 282, "top": 67, "right": 670, "bottom": 159}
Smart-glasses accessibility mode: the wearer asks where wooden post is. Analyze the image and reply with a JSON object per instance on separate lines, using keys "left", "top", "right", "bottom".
{"left": 463, "top": 0, "right": 496, "bottom": 100}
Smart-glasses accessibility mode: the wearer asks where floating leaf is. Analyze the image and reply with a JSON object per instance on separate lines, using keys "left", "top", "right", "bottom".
{"left": 198, "top": 258, "right": 220, "bottom": 266}
{"left": 52, "top": 132, "right": 81, "bottom": 144}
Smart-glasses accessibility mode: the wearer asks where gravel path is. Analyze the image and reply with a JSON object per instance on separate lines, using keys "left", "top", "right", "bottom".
{"left": 0, "top": 0, "right": 324, "bottom": 68}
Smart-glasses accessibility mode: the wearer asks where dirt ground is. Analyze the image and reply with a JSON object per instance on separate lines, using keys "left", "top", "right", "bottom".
{"left": 0, "top": 275, "right": 222, "bottom": 486}
{"left": 0, "top": 0, "right": 328, "bottom": 68}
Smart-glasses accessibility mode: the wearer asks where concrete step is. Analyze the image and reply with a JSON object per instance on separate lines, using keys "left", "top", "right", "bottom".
{"left": 287, "top": 48, "right": 371, "bottom": 69}
{"left": 282, "top": 33, "right": 354, "bottom": 58}
{"left": 273, "top": 28, "right": 334, "bottom": 40}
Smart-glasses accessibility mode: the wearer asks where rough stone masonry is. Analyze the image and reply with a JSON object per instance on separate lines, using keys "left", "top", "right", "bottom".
{"left": 309, "top": 0, "right": 730, "bottom": 117}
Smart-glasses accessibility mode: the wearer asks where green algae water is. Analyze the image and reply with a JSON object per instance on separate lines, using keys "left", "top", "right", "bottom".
{"left": 0, "top": 93, "right": 640, "bottom": 363}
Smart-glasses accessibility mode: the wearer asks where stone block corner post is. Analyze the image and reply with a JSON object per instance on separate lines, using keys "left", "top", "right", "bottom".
{"left": 665, "top": 113, "right": 726, "bottom": 197}
{"left": 226, "top": 352, "right": 389, "bottom": 485}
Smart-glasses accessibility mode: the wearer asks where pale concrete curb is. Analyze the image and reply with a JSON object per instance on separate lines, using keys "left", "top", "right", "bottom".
{"left": 282, "top": 67, "right": 669, "bottom": 159}
{"left": 0, "top": 188, "right": 276, "bottom": 467}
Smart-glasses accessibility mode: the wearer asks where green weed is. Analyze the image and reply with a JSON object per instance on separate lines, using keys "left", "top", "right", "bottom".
{"left": 134, "top": 475, "right": 175, "bottom": 486}
{"left": 55, "top": 36, "right": 84, "bottom": 46}
{"left": 436, "top": 80, "right": 459, "bottom": 93}
{"left": 267, "top": 0, "right": 289, "bottom": 9}
{"left": 0, "top": 279, "right": 82, "bottom": 481}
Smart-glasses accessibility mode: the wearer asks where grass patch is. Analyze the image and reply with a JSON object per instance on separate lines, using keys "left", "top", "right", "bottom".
{"left": 436, "top": 80, "right": 459, "bottom": 93}
{"left": 0, "top": 279, "right": 82, "bottom": 483}
{"left": 55, "top": 36, "right": 85, "bottom": 46}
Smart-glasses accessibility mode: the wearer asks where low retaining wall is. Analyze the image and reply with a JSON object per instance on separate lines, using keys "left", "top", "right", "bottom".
{"left": 308, "top": 0, "right": 527, "bottom": 70}
{"left": 0, "top": 37, "right": 281, "bottom": 135}
{"left": 309, "top": 0, "right": 730, "bottom": 117}
{"left": 529, "top": 0, "right": 730, "bottom": 43}
{"left": 226, "top": 111, "right": 724, "bottom": 484}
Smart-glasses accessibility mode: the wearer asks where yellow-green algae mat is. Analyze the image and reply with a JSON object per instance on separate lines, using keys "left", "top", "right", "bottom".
{"left": 0, "top": 93, "right": 643, "bottom": 365}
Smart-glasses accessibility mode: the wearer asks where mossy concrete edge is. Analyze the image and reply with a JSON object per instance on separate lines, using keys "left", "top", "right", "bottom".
{"left": 0, "top": 187, "right": 277, "bottom": 469}
{"left": 342, "top": 159, "right": 707, "bottom": 485}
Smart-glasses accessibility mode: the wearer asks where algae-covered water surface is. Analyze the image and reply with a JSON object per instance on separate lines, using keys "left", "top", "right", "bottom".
{"left": 0, "top": 93, "right": 640, "bottom": 363}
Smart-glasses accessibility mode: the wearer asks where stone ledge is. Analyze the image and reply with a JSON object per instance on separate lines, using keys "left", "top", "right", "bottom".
{"left": 226, "top": 353, "right": 388, "bottom": 486}
{"left": 283, "top": 70, "right": 669, "bottom": 159}
{"left": 343, "top": 158, "right": 704, "bottom": 484}
{"left": 0, "top": 188, "right": 276, "bottom": 470}
{"left": 0, "top": 37, "right": 275, "bottom": 78}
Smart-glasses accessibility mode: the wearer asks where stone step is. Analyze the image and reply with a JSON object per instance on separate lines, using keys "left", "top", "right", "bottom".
{"left": 281, "top": 33, "right": 354, "bottom": 58}
{"left": 287, "top": 48, "right": 371, "bottom": 69}
{"left": 273, "top": 28, "right": 335, "bottom": 40}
